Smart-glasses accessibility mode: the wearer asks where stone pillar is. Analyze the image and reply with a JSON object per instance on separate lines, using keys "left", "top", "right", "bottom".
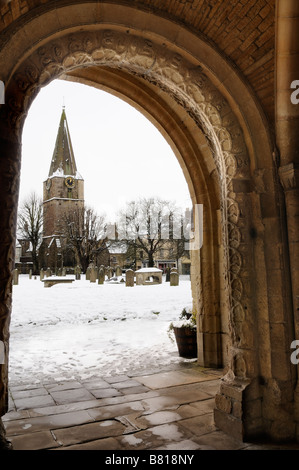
{"left": 276, "top": 0, "right": 299, "bottom": 441}
{"left": 0, "top": 128, "right": 21, "bottom": 448}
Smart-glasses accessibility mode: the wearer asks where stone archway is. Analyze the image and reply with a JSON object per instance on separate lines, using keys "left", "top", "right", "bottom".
{"left": 0, "top": 3, "right": 295, "bottom": 443}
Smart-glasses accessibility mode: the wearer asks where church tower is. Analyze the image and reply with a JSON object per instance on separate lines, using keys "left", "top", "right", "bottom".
{"left": 41, "top": 107, "right": 84, "bottom": 269}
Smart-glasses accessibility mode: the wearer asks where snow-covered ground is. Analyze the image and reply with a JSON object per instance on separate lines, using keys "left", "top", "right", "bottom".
{"left": 9, "top": 274, "right": 193, "bottom": 386}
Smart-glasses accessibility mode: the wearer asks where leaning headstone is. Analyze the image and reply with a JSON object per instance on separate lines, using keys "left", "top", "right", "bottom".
{"left": 115, "top": 265, "right": 122, "bottom": 277}
{"left": 98, "top": 267, "right": 105, "bottom": 285}
{"left": 40, "top": 269, "right": 44, "bottom": 281}
{"left": 126, "top": 269, "right": 134, "bottom": 287}
{"left": 170, "top": 271, "right": 179, "bottom": 286}
{"left": 13, "top": 269, "right": 19, "bottom": 286}
{"left": 90, "top": 266, "right": 98, "bottom": 283}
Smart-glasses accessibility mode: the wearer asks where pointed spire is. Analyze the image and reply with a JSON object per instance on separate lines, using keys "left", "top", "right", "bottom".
{"left": 48, "top": 107, "right": 77, "bottom": 177}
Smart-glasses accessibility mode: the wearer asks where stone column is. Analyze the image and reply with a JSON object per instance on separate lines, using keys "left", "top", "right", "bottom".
{"left": 0, "top": 128, "right": 21, "bottom": 448}
{"left": 276, "top": 0, "right": 299, "bottom": 440}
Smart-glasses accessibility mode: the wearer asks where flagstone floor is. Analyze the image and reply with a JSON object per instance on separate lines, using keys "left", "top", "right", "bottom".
{"left": 2, "top": 364, "right": 299, "bottom": 451}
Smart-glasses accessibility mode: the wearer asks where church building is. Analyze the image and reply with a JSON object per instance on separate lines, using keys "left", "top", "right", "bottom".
{"left": 39, "top": 107, "right": 84, "bottom": 270}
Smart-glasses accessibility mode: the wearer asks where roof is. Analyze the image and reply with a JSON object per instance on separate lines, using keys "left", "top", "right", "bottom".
{"left": 107, "top": 242, "right": 128, "bottom": 254}
{"left": 48, "top": 107, "right": 82, "bottom": 178}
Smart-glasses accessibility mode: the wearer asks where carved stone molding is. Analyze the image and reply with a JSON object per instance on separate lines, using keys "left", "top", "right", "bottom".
{"left": 2, "top": 28, "right": 252, "bottom": 376}
{"left": 279, "top": 163, "right": 299, "bottom": 191}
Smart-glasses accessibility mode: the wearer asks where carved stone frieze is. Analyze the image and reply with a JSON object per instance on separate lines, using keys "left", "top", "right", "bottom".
{"left": 2, "top": 28, "right": 252, "bottom": 376}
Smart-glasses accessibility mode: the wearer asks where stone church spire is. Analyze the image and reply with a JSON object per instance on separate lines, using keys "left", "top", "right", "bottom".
{"left": 41, "top": 107, "right": 84, "bottom": 269}
{"left": 48, "top": 106, "right": 78, "bottom": 178}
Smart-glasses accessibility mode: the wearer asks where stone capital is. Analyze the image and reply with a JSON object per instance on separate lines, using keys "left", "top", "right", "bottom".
{"left": 278, "top": 163, "right": 299, "bottom": 191}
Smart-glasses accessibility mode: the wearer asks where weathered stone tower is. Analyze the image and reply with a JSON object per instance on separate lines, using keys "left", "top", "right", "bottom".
{"left": 40, "top": 107, "right": 84, "bottom": 268}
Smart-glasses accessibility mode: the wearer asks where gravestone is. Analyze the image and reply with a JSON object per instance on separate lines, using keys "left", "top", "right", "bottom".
{"left": 116, "top": 265, "right": 122, "bottom": 277}
{"left": 90, "top": 266, "right": 98, "bottom": 283}
{"left": 29, "top": 270, "right": 32, "bottom": 280}
{"left": 13, "top": 269, "right": 19, "bottom": 286}
{"left": 166, "top": 267, "right": 170, "bottom": 282}
{"left": 62, "top": 267, "right": 66, "bottom": 276}
{"left": 75, "top": 265, "right": 81, "bottom": 280}
{"left": 46, "top": 268, "right": 51, "bottom": 277}
{"left": 75, "top": 265, "right": 81, "bottom": 281}
{"left": 86, "top": 267, "right": 91, "bottom": 281}
{"left": 57, "top": 268, "right": 62, "bottom": 276}
{"left": 170, "top": 271, "right": 179, "bottom": 286}
{"left": 126, "top": 269, "right": 134, "bottom": 287}
{"left": 40, "top": 269, "right": 44, "bottom": 281}
{"left": 107, "top": 267, "right": 113, "bottom": 279}
{"left": 98, "top": 267, "right": 105, "bottom": 285}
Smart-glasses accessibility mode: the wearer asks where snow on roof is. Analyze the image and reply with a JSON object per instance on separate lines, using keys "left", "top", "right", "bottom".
{"left": 107, "top": 242, "right": 128, "bottom": 254}
{"left": 135, "top": 268, "right": 162, "bottom": 272}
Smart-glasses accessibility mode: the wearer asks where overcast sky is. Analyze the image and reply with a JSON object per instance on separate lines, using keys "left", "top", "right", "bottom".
{"left": 20, "top": 79, "right": 192, "bottom": 222}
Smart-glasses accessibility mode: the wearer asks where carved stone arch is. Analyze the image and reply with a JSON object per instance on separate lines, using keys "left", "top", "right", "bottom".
{"left": 0, "top": 1, "right": 296, "bottom": 445}
{"left": 2, "top": 29, "right": 253, "bottom": 375}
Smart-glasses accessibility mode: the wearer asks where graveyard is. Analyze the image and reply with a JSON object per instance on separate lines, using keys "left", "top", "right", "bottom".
{"left": 10, "top": 271, "right": 192, "bottom": 387}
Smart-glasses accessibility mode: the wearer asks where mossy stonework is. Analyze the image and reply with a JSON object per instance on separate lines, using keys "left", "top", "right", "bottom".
{"left": 0, "top": 0, "right": 298, "bottom": 444}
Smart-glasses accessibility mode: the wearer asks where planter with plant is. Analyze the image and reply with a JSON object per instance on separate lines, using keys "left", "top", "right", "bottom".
{"left": 168, "top": 307, "right": 197, "bottom": 358}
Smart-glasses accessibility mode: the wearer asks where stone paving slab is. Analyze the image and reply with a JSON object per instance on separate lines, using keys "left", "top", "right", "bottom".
{"left": 50, "top": 387, "right": 95, "bottom": 405}
{"left": 10, "top": 387, "right": 49, "bottom": 399}
{"left": 55, "top": 436, "right": 123, "bottom": 450}
{"left": 5, "top": 410, "right": 94, "bottom": 436}
{"left": 8, "top": 430, "right": 60, "bottom": 451}
{"left": 13, "top": 394, "right": 56, "bottom": 410}
{"left": 135, "top": 369, "right": 218, "bottom": 389}
{"left": 89, "top": 388, "right": 123, "bottom": 399}
{"left": 4, "top": 365, "right": 299, "bottom": 451}
{"left": 44, "top": 381, "right": 83, "bottom": 392}
{"left": 52, "top": 419, "right": 127, "bottom": 447}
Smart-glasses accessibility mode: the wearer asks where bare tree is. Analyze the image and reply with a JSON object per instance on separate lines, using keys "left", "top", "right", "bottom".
{"left": 60, "top": 205, "right": 108, "bottom": 272}
{"left": 116, "top": 197, "right": 183, "bottom": 268}
{"left": 17, "top": 192, "right": 43, "bottom": 274}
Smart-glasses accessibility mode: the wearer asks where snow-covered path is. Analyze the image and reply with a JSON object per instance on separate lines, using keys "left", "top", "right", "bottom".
{"left": 9, "top": 275, "right": 193, "bottom": 385}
